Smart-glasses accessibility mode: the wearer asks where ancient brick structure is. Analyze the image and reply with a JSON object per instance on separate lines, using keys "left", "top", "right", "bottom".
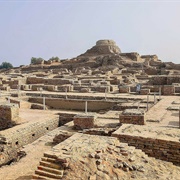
{"left": 113, "top": 125, "right": 180, "bottom": 165}
{"left": 162, "top": 85, "right": 175, "bottom": 95}
{"left": 0, "top": 104, "right": 19, "bottom": 130}
{"left": 73, "top": 113, "right": 97, "bottom": 129}
{"left": 119, "top": 109, "right": 145, "bottom": 125}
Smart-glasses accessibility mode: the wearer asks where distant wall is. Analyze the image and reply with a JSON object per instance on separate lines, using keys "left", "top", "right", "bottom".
{"left": 29, "top": 97, "right": 116, "bottom": 111}
{"left": 150, "top": 76, "right": 180, "bottom": 85}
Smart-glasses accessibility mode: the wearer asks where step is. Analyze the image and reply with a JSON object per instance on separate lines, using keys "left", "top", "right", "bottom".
{"left": 35, "top": 170, "right": 63, "bottom": 179}
{"left": 32, "top": 174, "right": 55, "bottom": 180}
{"left": 38, "top": 165, "right": 63, "bottom": 175}
{"left": 42, "top": 157, "right": 57, "bottom": 163}
{"left": 40, "top": 161, "right": 62, "bottom": 170}
{"left": 44, "top": 152, "right": 57, "bottom": 159}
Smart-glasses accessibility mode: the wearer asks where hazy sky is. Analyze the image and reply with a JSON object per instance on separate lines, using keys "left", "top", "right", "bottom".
{"left": 0, "top": 1, "right": 180, "bottom": 67}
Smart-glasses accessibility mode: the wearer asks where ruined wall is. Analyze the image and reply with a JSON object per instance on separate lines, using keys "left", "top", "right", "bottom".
{"left": 0, "top": 116, "right": 59, "bottom": 166}
{"left": 119, "top": 115, "right": 145, "bottom": 125}
{"left": 150, "top": 76, "right": 180, "bottom": 85}
{"left": 29, "top": 97, "right": 116, "bottom": 111}
{"left": 27, "top": 77, "right": 45, "bottom": 84}
{"left": 0, "top": 104, "right": 19, "bottom": 130}
{"left": 162, "top": 85, "right": 175, "bottom": 95}
{"left": 119, "top": 86, "right": 130, "bottom": 93}
{"left": 112, "top": 134, "right": 180, "bottom": 165}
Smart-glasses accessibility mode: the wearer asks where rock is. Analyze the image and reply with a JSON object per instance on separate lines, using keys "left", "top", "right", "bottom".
{"left": 129, "top": 156, "right": 135, "bottom": 162}
{"left": 89, "top": 153, "right": 95, "bottom": 158}
{"left": 96, "top": 170, "right": 111, "bottom": 180}
{"left": 122, "top": 167, "right": 129, "bottom": 172}
{"left": 95, "top": 154, "right": 101, "bottom": 159}
{"left": 57, "top": 158, "right": 67, "bottom": 163}
{"left": 97, "top": 164, "right": 104, "bottom": 171}
{"left": 132, "top": 165, "right": 138, "bottom": 171}
{"left": 138, "top": 168, "right": 145, "bottom": 172}
{"left": 113, "top": 164, "right": 119, "bottom": 168}
{"left": 96, "top": 160, "right": 102, "bottom": 165}
{"left": 96, "top": 150, "right": 102, "bottom": 153}
{"left": 116, "top": 158, "right": 122, "bottom": 162}
{"left": 131, "top": 174, "right": 136, "bottom": 178}
{"left": 62, "top": 162, "right": 69, "bottom": 168}
{"left": 121, "top": 152, "right": 128, "bottom": 156}
{"left": 89, "top": 175, "right": 96, "bottom": 180}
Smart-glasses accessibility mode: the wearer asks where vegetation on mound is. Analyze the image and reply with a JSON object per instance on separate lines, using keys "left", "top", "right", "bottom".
{"left": 0, "top": 62, "right": 13, "bottom": 69}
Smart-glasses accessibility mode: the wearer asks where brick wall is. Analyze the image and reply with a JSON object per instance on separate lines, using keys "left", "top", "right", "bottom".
{"left": 0, "top": 116, "right": 59, "bottom": 166}
{"left": 112, "top": 133, "right": 180, "bottom": 165}
{"left": 119, "top": 114, "right": 145, "bottom": 125}
{"left": 162, "top": 85, "right": 175, "bottom": 95}
{"left": 0, "top": 104, "right": 19, "bottom": 130}
{"left": 29, "top": 97, "right": 116, "bottom": 111}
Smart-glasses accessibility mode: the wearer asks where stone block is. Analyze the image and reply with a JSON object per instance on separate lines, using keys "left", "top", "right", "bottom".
{"left": 0, "top": 104, "right": 19, "bottom": 130}
{"left": 73, "top": 113, "right": 97, "bottom": 129}
{"left": 119, "top": 86, "right": 130, "bottom": 93}
{"left": 162, "top": 85, "right": 175, "bottom": 95}
{"left": 140, "top": 89, "right": 150, "bottom": 95}
{"left": 119, "top": 109, "right": 145, "bottom": 125}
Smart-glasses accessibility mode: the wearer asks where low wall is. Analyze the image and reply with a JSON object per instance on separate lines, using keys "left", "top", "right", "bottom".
{"left": 0, "top": 104, "right": 19, "bottom": 130}
{"left": 112, "top": 125, "right": 180, "bottom": 165}
{"left": 29, "top": 97, "right": 116, "bottom": 111}
{"left": 119, "top": 114, "right": 145, "bottom": 125}
{"left": 162, "top": 85, "right": 175, "bottom": 95}
{"left": 0, "top": 115, "right": 59, "bottom": 166}
{"left": 58, "top": 112, "right": 77, "bottom": 126}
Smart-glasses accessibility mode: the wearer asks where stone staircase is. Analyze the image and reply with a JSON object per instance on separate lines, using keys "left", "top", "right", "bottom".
{"left": 32, "top": 153, "right": 64, "bottom": 179}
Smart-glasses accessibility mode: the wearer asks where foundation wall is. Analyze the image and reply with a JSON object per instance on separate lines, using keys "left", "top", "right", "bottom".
{"left": 112, "top": 134, "right": 180, "bottom": 165}
{"left": 162, "top": 85, "right": 175, "bottom": 95}
{"left": 0, "top": 104, "right": 19, "bottom": 130}
{"left": 29, "top": 97, "right": 116, "bottom": 111}
{"left": 119, "top": 115, "right": 145, "bottom": 125}
{"left": 0, "top": 116, "right": 59, "bottom": 166}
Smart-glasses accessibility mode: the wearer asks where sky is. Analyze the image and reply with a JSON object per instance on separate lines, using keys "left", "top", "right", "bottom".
{"left": 0, "top": 0, "right": 180, "bottom": 67}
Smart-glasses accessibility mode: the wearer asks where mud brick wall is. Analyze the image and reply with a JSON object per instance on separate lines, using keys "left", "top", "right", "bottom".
{"left": 57, "top": 85, "right": 73, "bottom": 92}
{"left": 162, "top": 85, "right": 175, "bottom": 95}
{"left": 91, "top": 86, "right": 110, "bottom": 93}
{"left": 112, "top": 134, "right": 180, "bottom": 165}
{"left": 0, "top": 116, "right": 59, "bottom": 166}
{"left": 150, "top": 76, "right": 180, "bottom": 85}
{"left": 119, "top": 114, "right": 145, "bottom": 125}
{"left": 74, "top": 114, "right": 97, "bottom": 129}
{"left": 44, "top": 85, "right": 57, "bottom": 91}
{"left": 141, "top": 86, "right": 160, "bottom": 93}
{"left": 29, "top": 97, "right": 116, "bottom": 111}
{"left": 44, "top": 78, "right": 72, "bottom": 85}
{"left": 0, "top": 104, "right": 19, "bottom": 130}
{"left": 175, "top": 86, "right": 180, "bottom": 93}
{"left": 27, "top": 77, "right": 45, "bottom": 84}
{"left": 119, "top": 86, "right": 130, "bottom": 93}
{"left": 140, "top": 89, "right": 150, "bottom": 95}
{"left": 58, "top": 112, "right": 77, "bottom": 126}
{"left": 167, "top": 76, "right": 180, "bottom": 85}
{"left": 31, "top": 84, "right": 44, "bottom": 91}
{"left": 0, "top": 85, "right": 10, "bottom": 91}
{"left": 20, "top": 84, "right": 31, "bottom": 90}
{"left": 151, "top": 76, "right": 167, "bottom": 85}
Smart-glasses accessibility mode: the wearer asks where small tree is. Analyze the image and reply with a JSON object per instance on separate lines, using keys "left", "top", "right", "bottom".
{"left": 48, "top": 56, "right": 60, "bottom": 62}
{"left": 31, "top": 57, "right": 44, "bottom": 64}
{"left": 0, "top": 62, "right": 13, "bottom": 69}
{"left": 31, "top": 57, "right": 37, "bottom": 64}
